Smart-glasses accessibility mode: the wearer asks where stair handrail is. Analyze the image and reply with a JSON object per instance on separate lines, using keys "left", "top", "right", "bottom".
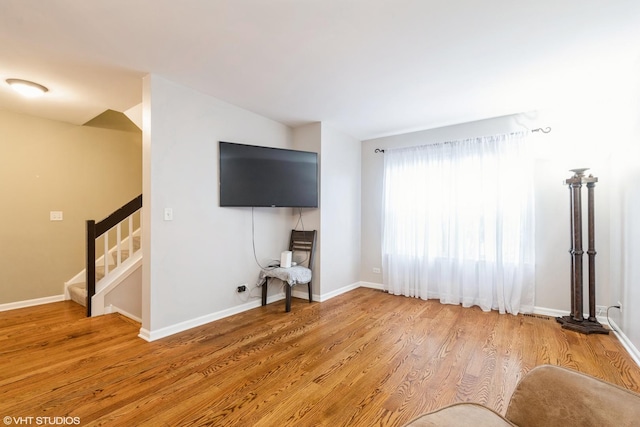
{"left": 86, "top": 194, "right": 142, "bottom": 317}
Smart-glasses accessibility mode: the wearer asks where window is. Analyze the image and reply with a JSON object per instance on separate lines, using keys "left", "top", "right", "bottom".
{"left": 381, "top": 132, "right": 535, "bottom": 314}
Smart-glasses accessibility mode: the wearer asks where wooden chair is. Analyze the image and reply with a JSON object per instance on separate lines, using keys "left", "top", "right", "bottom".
{"left": 261, "top": 230, "right": 317, "bottom": 312}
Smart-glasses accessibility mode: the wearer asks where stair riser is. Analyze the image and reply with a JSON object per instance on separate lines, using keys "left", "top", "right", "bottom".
{"left": 68, "top": 283, "right": 87, "bottom": 307}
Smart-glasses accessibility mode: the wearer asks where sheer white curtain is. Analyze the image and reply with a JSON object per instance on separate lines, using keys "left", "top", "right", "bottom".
{"left": 381, "top": 132, "right": 535, "bottom": 314}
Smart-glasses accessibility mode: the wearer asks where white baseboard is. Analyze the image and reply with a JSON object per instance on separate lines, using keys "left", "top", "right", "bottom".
{"left": 0, "top": 294, "right": 65, "bottom": 312}
{"left": 138, "top": 327, "right": 152, "bottom": 341}
{"left": 533, "top": 305, "right": 611, "bottom": 326}
{"left": 532, "top": 306, "right": 566, "bottom": 318}
{"left": 607, "top": 318, "right": 640, "bottom": 368}
{"left": 104, "top": 304, "right": 142, "bottom": 323}
{"left": 138, "top": 294, "right": 286, "bottom": 342}
{"left": 139, "top": 282, "right": 367, "bottom": 342}
{"left": 359, "top": 281, "right": 384, "bottom": 290}
{"left": 291, "top": 281, "right": 362, "bottom": 302}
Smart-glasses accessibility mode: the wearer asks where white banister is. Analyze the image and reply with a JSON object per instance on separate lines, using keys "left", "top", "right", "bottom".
{"left": 128, "top": 216, "right": 134, "bottom": 256}
{"left": 100, "top": 214, "right": 140, "bottom": 279}
{"left": 116, "top": 223, "right": 122, "bottom": 266}
{"left": 104, "top": 233, "right": 109, "bottom": 275}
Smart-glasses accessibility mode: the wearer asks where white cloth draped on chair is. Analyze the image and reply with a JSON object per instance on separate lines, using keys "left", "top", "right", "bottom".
{"left": 381, "top": 131, "right": 535, "bottom": 314}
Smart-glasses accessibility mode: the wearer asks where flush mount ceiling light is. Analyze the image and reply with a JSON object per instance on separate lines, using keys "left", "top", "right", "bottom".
{"left": 6, "top": 78, "right": 49, "bottom": 98}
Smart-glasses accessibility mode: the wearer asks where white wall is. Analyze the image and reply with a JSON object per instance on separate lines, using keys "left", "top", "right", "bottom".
{"left": 361, "top": 112, "right": 613, "bottom": 314}
{"left": 609, "top": 153, "right": 640, "bottom": 357}
{"left": 105, "top": 266, "right": 142, "bottom": 319}
{"left": 292, "top": 122, "right": 362, "bottom": 297}
{"left": 607, "top": 58, "right": 640, "bottom": 360}
{"left": 140, "top": 76, "right": 361, "bottom": 338}
{"left": 142, "top": 74, "right": 296, "bottom": 336}
{"left": 292, "top": 123, "right": 322, "bottom": 293}
{"left": 318, "top": 123, "right": 361, "bottom": 295}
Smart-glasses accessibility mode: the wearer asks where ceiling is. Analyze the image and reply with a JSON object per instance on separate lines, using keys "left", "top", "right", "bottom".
{"left": 1, "top": 0, "right": 639, "bottom": 140}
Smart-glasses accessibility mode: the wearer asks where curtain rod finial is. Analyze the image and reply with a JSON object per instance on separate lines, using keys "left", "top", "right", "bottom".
{"left": 532, "top": 127, "right": 551, "bottom": 134}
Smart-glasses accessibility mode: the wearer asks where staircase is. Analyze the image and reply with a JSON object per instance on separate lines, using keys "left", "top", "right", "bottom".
{"left": 65, "top": 194, "right": 143, "bottom": 318}
{"left": 67, "top": 235, "right": 141, "bottom": 307}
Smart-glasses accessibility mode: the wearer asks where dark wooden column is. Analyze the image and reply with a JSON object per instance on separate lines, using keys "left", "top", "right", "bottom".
{"left": 556, "top": 168, "right": 608, "bottom": 334}
{"left": 586, "top": 181, "right": 597, "bottom": 322}
{"left": 570, "top": 179, "right": 584, "bottom": 322}
{"left": 86, "top": 220, "right": 96, "bottom": 318}
{"left": 568, "top": 183, "right": 575, "bottom": 319}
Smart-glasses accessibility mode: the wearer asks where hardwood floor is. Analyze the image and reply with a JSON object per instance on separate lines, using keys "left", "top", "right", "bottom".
{"left": 1, "top": 288, "right": 639, "bottom": 426}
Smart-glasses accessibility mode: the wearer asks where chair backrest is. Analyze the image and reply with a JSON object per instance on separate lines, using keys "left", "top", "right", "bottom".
{"left": 289, "top": 230, "right": 317, "bottom": 270}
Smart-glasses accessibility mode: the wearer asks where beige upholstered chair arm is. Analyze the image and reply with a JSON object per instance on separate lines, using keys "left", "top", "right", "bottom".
{"left": 505, "top": 364, "right": 640, "bottom": 427}
{"left": 403, "top": 403, "right": 515, "bottom": 426}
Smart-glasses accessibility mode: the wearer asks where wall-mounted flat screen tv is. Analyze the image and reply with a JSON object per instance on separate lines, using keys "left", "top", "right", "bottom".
{"left": 219, "top": 141, "right": 318, "bottom": 208}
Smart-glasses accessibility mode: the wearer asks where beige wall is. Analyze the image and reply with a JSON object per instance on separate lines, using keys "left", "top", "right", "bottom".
{"left": 0, "top": 109, "right": 142, "bottom": 304}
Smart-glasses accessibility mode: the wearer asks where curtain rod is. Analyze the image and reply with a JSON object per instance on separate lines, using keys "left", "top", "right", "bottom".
{"left": 374, "top": 127, "right": 552, "bottom": 153}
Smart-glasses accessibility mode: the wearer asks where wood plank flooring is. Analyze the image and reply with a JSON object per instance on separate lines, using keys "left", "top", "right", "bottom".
{"left": 1, "top": 287, "right": 639, "bottom": 426}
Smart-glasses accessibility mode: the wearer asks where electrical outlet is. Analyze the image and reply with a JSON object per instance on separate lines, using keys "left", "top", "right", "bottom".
{"left": 373, "top": 267, "right": 381, "bottom": 274}
{"left": 618, "top": 300, "right": 623, "bottom": 314}
{"left": 237, "top": 285, "right": 247, "bottom": 293}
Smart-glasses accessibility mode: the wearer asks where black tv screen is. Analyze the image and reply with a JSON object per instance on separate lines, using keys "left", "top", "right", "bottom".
{"left": 219, "top": 141, "right": 318, "bottom": 208}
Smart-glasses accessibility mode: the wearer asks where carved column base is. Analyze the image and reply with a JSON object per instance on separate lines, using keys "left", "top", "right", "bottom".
{"left": 556, "top": 316, "right": 609, "bottom": 335}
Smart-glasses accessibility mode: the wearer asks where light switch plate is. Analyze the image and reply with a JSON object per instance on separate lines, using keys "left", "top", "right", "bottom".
{"left": 50, "top": 211, "right": 63, "bottom": 221}
{"left": 164, "top": 208, "right": 173, "bottom": 221}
